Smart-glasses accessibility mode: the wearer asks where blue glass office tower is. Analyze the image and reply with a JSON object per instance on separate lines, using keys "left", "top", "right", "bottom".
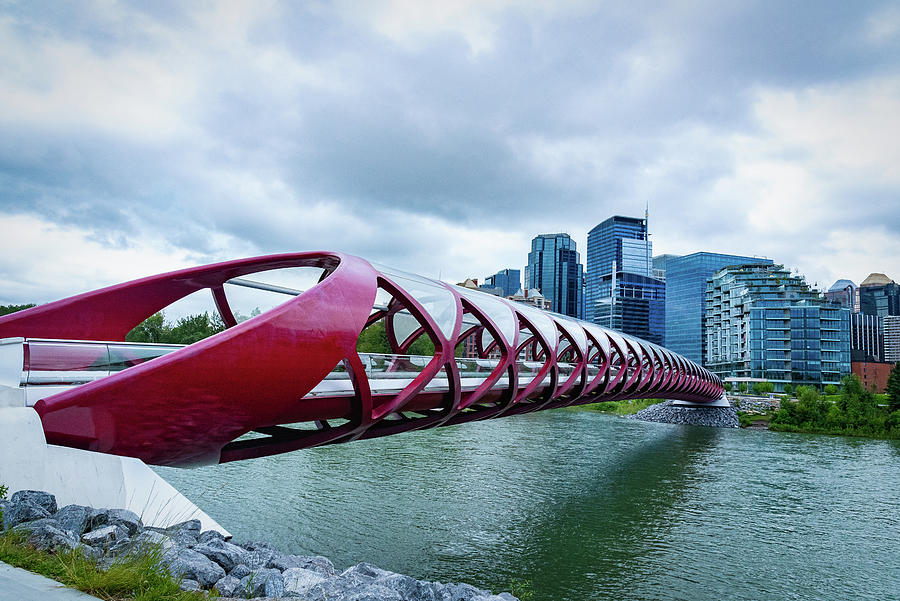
{"left": 525, "top": 234, "right": 584, "bottom": 318}
{"left": 586, "top": 215, "right": 664, "bottom": 345}
{"left": 481, "top": 268, "right": 521, "bottom": 297}
{"left": 666, "top": 252, "right": 773, "bottom": 365}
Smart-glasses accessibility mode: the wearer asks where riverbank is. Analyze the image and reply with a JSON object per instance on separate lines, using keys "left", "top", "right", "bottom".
{"left": 0, "top": 490, "right": 519, "bottom": 601}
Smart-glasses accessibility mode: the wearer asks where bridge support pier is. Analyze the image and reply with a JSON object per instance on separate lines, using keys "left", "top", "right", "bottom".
{"left": 0, "top": 406, "right": 229, "bottom": 536}
{"left": 671, "top": 394, "right": 732, "bottom": 409}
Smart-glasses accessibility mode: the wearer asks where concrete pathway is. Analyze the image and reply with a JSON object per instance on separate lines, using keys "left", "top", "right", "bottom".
{"left": 0, "top": 560, "right": 101, "bottom": 600}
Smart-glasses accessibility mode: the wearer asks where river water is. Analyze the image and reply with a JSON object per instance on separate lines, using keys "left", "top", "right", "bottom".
{"left": 157, "top": 411, "right": 900, "bottom": 601}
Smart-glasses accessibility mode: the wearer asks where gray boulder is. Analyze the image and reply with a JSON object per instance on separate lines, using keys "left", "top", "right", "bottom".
{"left": 268, "top": 551, "right": 304, "bottom": 571}
{"left": 239, "top": 567, "right": 282, "bottom": 598}
{"left": 163, "top": 548, "right": 226, "bottom": 588}
{"left": 16, "top": 520, "right": 78, "bottom": 552}
{"left": 229, "top": 564, "right": 252, "bottom": 579}
{"left": 434, "top": 582, "right": 490, "bottom": 601}
{"left": 198, "top": 530, "right": 225, "bottom": 544}
{"left": 82, "top": 525, "right": 129, "bottom": 550}
{"left": 342, "top": 562, "right": 393, "bottom": 586}
{"left": 166, "top": 519, "right": 201, "bottom": 535}
{"left": 377, "top": 573, "right": 437, "bottom": 601}
{"left": 109, "top": 530, "right": 176, "bottom": 558}
{"left": 213, "top": 574, "right": 242, "bottom": 597}
{"left": 3, "top": 500, "right": 50, "bottom": 529}
{"left": 345, "top": 584, "right": 403, "bottom": 601}
{"left": 179, "top": 579, "right": 201, "bottom": 592}
{"left": 10, "top": 490, "right": 58, "bottom": 514}
{"left": 244, "top": 547, "right": 275, "bottom": 570}
{"left": 264, "top": 571, "right": 286, "bottom": 598}
{"left": 300, "top": 555, "right": 337, "bottom": 577}
{"left": 88, "top": 508, "right": 142, "bottom": 536}
{"left": 193, "top": 538, "right": 250, "bottom": 572}
{"left": 53, "top": 505, "right": 92, "bottom": 537}
{"left": 282, "top": 567, "right": 327, "bottom": 597}
{"left": 304, "top": 577, "right": 373, "bottom": 601}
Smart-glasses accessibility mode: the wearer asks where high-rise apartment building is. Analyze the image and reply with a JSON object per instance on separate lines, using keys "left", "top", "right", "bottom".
{"left": 481, "top": 269, "right": 521, "bottom": 298}
{"left": 525, "top": 234, "right": 584, "bottom": 319}
{"left": 705, "top": 264, "right": 850, "bottom": 390}
{"left": 885, "top": 315, "right": 900, "bottom": 363}
{"left": 585, "top": 215, "right": 665, "bottom": 345}
{"left": 666, "top": 252, "right": 773, "bottom": 366}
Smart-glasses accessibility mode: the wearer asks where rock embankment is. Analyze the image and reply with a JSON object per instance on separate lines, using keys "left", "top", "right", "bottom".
{"left": 0, "top": 489, "right": 518, "bottom": 601}
{"left": 624, "top": 400, "right": 739, "bottom": 428}
{"left": 732, "top": 396, "right": 780, "bottom": 413}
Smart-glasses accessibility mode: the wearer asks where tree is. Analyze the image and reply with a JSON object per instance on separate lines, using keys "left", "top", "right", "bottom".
{"left": 126, "top": 312, "right": 169, "bottom": 343}
{"left": 738, "top": 382, "right": 748, "bottom": 394}
{"left": 723, "top": 382, "right": 733, "bottom": 393}
{"left": 357, "top": 321, "right": 392, "bottom": 354}
{"left": 887, "top": 362, "right": 900, "bottom": 413}
{"left": 0, "top": 303, "right": 35, "bottom": 316}
{"left": 782, "top": 383, "right": 793, "bottom": 397}
{"left": 824, "top": 384, "right": 839, "bottom": 396}
{"left": 752, "top": 381, "right": 774, "bottom": 396}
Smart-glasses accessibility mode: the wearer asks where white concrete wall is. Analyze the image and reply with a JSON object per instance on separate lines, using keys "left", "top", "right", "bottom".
{"left": 0, "top": 407, "right": 229, "bottom": 536}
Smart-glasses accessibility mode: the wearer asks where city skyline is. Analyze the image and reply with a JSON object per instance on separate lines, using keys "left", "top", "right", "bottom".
{"left": 1, "top": 2, "right": 899, "bottom": 306}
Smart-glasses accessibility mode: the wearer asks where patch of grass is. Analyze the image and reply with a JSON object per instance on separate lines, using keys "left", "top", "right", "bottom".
{"left": 564, "top": 398, "right": 661, "bottom": 416}
{"left": 737, "top": 412, "right": 772, "bottom": 428}
{"left": 0, "top": 529, "right": 209, "bottom": 601}
{"left": 508, "top": 578, "right": 534, "bottom": 601}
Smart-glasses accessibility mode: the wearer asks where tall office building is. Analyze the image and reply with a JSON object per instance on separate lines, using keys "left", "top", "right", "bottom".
{"left": 850, "top": 313, "right": 884, "bottom": 362}
{"left": 705, "top": 264, "right": 850, "bottom": 390}
{"left": 525, "top": 234, "right": 584, "bottom": 319}
{"left": 586, "top": 216, "right": 665, "bottom": 345}
{"left": 824, "top": 280, "right": 859, "bottom": 312}
{"left": 481, "top": 268, "right": 521, "bottom": 298}
{"left": 666, "top": 252, "right": 773, "bottom": 365}
{"left": 885, "top": 315, "right": 900, "bottom": 363}
{"left": 859, "top": 273, "right": 900, "bottom": 317}
{"left": 652, "top": 254, "right": 680, "bottom": 281}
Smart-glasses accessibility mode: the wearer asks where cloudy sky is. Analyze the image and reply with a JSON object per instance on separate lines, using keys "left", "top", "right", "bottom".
{"left": 2, "top": 0, "right": 899, "bottom": 307}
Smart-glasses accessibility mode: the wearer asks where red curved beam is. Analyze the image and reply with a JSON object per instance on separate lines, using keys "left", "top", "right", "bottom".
{"left": 0, "top": 251, "right": 724, "bottom": 467}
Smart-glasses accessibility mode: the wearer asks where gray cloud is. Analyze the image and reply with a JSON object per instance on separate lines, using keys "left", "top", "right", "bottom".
{"left": 1, "top": 0, "right": 899, "bottom": 304}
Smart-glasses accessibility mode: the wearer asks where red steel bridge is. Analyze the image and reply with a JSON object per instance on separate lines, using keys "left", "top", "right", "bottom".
{"left": 0, "top": 252, "right": 723, "bottom": 468}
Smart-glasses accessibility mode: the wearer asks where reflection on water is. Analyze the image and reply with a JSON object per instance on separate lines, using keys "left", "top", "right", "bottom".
{"left": 157, "top": 412, "right": 900, "bottom": 601}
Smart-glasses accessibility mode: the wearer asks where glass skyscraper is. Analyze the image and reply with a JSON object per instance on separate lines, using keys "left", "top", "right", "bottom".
{"left": 666, "top": 252, "right": 773, "bottom": 365}
{"left": 585, "top": 215, "right": 664, "bottom": 345}
{"left": 481, "top": 268, "right": 521, "bottom": 297}
{"left": 525, "top": 234, "right": 584, "bottom": 319}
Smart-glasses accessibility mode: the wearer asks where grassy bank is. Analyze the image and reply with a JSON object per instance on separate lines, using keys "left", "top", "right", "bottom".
{"left": 733, "top": 375, "right": 900, "bottom": 440}
{"left": 0, "top": 529, "right": 204, "bottom": 601}
{"left": 563, "top": 398, "right": 660, "bottom": 416}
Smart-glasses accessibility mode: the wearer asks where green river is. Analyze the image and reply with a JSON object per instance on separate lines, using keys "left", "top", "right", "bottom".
{"left": 157, "top": 411, "right": 900, "bottom": 601}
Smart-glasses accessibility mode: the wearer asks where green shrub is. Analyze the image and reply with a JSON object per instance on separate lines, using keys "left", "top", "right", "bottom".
{"left": 782, "top": 383, "right": 793, "bottom": 396}
{"left": 0, "top": 483, "right": 7, "bottom": 527}
{"left": 0, "top": 529, "right": 206, "bottom": 601}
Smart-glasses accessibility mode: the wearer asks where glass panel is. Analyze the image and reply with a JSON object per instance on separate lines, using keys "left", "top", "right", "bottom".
{"left": 455, "top": 286, "right": 517, "bottom": 345}
{"left": 107, "top": 343, "right": 182, "bottom": 371}
{"left": 391, "top": 311, "right": 422, "bottom": 347}
{"left": 582, "top": 323, "right": 610, "bottom": 356}
{"left": 556, "top": 316, "right": 587, "bottom": 353}
{"left": 26, "top": 341, "right": 111, "bottom": 385}
{"left": 480, "top": 329, "right": 495, "bottom": 351}
{"left": 375, "top": 264, "right": 458, "bottom": 339}
{"left": 514, "top": 303, "right": 558, "bottom": 349}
